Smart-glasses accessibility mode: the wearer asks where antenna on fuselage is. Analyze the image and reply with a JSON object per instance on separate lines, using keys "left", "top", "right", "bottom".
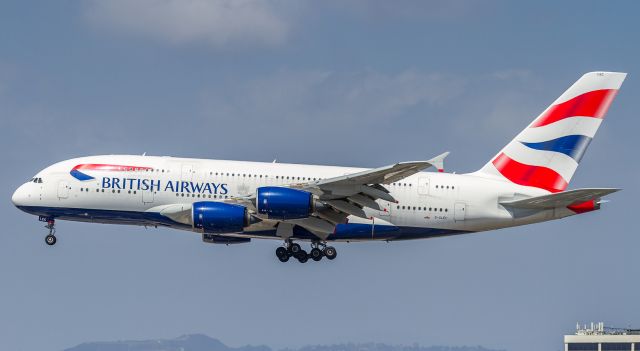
{"left": 272, "top": 159, "right": 277, "bottom": 163}
{"left": 142, "top": 152, "right": 146, "bottom": 156}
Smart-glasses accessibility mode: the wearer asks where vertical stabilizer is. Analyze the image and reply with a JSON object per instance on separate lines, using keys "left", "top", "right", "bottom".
{"left": 477, "top": 71, "right": 626, "bottom": 193}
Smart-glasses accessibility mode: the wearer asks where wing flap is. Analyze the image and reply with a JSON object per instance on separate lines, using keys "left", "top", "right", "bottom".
{"left": 324, "top": 199, "right": 368, "bottom": 218}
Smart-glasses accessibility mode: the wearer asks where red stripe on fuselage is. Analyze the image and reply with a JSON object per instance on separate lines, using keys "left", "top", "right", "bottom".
{"left": 531, "top": 89, "right": 617, "bottom": 127}
{"left": 72, "top": 164, "right": 153, "bottom": 172}
{"left": 492, "top": 153, "right": 568, "bottom": 193}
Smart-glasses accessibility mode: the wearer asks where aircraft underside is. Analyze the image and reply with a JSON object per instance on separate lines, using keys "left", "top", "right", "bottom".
{"left": 17, "top": 205, "right": 470, "bottom": 262}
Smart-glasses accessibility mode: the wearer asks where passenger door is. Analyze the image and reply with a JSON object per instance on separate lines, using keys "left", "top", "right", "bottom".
{"left": 142, "top": 179, "right": 154, "bottom": 204}
{"left": 418, "top": 177, "right": 429, "bottom": 196}
{"left": 454, "top": 202, "right": 466, "bottom": 222}
{"left": 181, "top": 164, "right": 194, "bottom": 182}
{"left": 57, "top": 181, "right": 69, "bottom": 199}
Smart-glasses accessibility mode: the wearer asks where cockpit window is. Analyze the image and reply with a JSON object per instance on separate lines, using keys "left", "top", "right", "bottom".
{"left": 31, "top": 177, "right": 43, "bottom": 183}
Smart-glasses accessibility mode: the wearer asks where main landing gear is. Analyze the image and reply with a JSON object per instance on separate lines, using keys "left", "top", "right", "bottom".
{"left": 275, "top": 240, "right": 337, "bottom": 263}
{"left": 42, "top": 217, "right": 57, "bottom": 246}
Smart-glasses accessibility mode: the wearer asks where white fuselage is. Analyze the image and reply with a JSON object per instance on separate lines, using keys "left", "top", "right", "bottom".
{"left": 12, "top": 155, "right": 579, "bottom": 242}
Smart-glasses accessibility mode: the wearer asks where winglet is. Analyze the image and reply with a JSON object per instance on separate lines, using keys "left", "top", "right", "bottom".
{"left": 428, "top": 151, "right": 450, "bottom": 172}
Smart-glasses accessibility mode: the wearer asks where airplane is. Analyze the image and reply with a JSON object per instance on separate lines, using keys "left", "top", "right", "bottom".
{"left": 11, "top": 71, "right": 626, "bottom": 263}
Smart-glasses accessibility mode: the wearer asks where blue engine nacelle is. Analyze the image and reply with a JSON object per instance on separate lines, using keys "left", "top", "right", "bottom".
{"left": 256, "top": 186, "right": 313, "bottom": 220}
{"left": 193, "top": 201, "right": 250, "bottom": 234}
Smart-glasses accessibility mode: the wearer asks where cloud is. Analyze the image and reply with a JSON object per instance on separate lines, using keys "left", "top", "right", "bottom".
{"left": 332, "top": 0, "right": 484, "bottom": 21}
{"left": 192, "top": 69, "right": 469, "bottom": 164}
{"left": 200, "top": 69, "right": 466, "bottom": 127}
{"left": 84, "top": 0, "right": 293, "bottom": 48}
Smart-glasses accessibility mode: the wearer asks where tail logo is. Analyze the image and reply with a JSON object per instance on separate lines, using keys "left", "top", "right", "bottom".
{"left": 487, "top": 72, "right": 626, "bottom": 193}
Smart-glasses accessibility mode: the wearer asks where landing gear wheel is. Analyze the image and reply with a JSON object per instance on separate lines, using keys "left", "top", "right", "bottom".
{"left": 45, "top": 234, "right": 57, "bottom": 246}
{"left": 276, "top": 246, "right": 289, "bottom": 262}
{"left": 324, "top": 246, "right": 337, "bottom": 260}
{"left": 310, "top": 248, "right": 323, "bottom": 261}
{"left": 297, "top": 250, "right": 309, "bottom": 263}
{"left": 290, "top": 243, "right": 302, "bottom": 254}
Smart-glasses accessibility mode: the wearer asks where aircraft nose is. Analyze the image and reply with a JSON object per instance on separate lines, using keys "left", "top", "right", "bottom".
{"left": 11, "top": 184, "right": 30, "bottom": 207}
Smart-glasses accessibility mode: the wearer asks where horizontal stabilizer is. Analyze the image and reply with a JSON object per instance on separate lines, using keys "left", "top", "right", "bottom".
{"left": 500, "top": 188, "right": 620, "bottom": 209}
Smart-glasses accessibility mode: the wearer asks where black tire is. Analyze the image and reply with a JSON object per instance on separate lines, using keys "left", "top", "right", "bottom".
{"left": 297, "top": 250, "right": 308, "bottom": 263}
{"left": 45, "top": 235, "right": 56, "bottom": 246}
{"left": 278, "top": 254, "right": 290, "bottom": 263}
{"left": 290, "top": 243, "right": 301, "bottom": 254}
{"left": 276, "top": 246, "right": 288, "bottom": 259}
{"left": 324, "top": 246, "right": 337, "bottom": 260}
{"left": 310, "top": 248, "right": 323, "bottom": 261}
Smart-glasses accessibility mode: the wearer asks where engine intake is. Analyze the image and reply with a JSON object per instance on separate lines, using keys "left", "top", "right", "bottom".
{"left": 256, "top": 187, "right": 313, "bottom": 220}
{"left": 193, "top": 201, "right": 251, "bottom": 234}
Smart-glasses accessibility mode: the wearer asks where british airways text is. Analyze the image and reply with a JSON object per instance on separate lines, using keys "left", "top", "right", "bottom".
{"left": 101, "top": 177, "right": 229, "bottom": 194}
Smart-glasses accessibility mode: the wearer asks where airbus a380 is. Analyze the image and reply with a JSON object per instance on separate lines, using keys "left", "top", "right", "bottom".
{"left": 11, "top": 72, "right": 626, "bottom": 263}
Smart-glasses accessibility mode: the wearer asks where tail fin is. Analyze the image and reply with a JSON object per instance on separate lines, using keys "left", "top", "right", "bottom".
{"left": 477, "top": 71, "right": 626, "bottom": 193}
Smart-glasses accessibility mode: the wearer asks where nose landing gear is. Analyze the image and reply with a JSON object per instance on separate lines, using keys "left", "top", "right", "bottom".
{"left": 274, "top": 240, "right": 337, "bottom": 263}
{"left": 41, "top": 217, "right": 57, "bottom": 246}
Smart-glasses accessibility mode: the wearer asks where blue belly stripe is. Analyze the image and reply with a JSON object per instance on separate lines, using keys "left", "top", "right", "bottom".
{"left": 15, "top": 206, "right": 471, "bottom": 241}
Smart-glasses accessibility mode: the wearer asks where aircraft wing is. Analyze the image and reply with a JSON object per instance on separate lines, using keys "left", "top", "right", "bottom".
{"left": 500, "top": 188, "right": 620, "bottom": 209}
{"left": 265, "top": 152, "right": 449, "bottom": 239}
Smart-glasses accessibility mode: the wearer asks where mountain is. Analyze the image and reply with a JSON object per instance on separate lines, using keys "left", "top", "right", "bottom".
{"left": 288, "top": 342, "right": 503, "bottom": 351}
{"left": 63, "top": 335, "right": 504, "bottom": 351}
{"left": 64, "top": 334, "right": 270, "bottom": 351}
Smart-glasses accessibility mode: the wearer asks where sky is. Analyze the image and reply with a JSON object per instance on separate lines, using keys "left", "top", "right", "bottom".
{"left": 0, "top": 1, "right": 638, "bottom": 351}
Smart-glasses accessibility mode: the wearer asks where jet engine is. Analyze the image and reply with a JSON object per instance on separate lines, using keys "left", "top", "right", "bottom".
{"left": 256, "top": 186, "right": 314, "bottom": 220}
{"left": 192, "top": 201, "right": 252, "bottom": 233}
